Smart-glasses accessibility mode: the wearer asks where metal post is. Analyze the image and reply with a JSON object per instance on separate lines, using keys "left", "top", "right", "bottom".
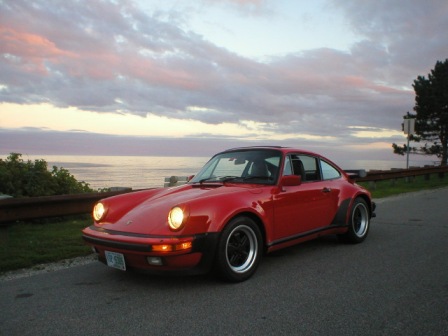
{"left": 403, "top": 117, "right": 415, "bottom": 169}
{"left": 406, "top": 119, "right": 410, "bottom": 169}
{"left": 406, "top": 135, "right": 410, "bottom": 169}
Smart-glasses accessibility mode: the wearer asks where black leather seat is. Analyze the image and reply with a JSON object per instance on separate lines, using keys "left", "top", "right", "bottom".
{"left": 249, "top": 160, "right": 269, "bottom": 177}
{"left": 292, "top": 159, "right": 305, "bottom": 181}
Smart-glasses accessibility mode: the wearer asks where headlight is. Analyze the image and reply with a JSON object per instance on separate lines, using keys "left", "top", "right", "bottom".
{"left": 168, "top": 206, "right": 185, "bottom": 230}
{"left": 93, "top": 202, "right": 106, "bottom": 222}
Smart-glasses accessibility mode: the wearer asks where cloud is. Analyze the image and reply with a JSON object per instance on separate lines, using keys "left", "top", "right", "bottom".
{"left": 0, "top": 0, "right": 447, "bottom": 141}
{"left": 203, "top": 0, "right": 272, "bottom": 15}
{"left": 0, "top": 127, "right": 403, "bottom": 165}
{"left": 331, "top": 0, "right": 448, "bottom": 71}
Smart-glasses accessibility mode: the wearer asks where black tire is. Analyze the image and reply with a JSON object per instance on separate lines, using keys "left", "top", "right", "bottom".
{"left": 339, "top": 198, "right": 370, "bottom": 244}
{"left": 215, "top": 216, "right": 263, "bottom": 282}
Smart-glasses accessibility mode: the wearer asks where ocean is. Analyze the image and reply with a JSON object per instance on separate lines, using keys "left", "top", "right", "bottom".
{"left": 1, "top": 154, "right": 437, "bottom": 191}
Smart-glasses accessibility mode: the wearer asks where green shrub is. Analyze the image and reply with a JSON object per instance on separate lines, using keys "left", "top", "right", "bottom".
{"left": 0, "top": 153, "right": 93, "bottom": 197}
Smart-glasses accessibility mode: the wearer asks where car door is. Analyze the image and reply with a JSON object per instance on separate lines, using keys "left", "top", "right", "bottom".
{"left": 272, "top": 155, "right": 340, "bottom": 241}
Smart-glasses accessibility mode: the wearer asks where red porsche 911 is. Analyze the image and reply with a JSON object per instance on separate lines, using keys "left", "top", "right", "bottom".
{"left": 82, "top": 146, "right": 376, "bottom": 282}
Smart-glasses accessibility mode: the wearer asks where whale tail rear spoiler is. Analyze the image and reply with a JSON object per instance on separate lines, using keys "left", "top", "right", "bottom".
{"left": 344, "top": 169, "right": 367, "bottom": 179}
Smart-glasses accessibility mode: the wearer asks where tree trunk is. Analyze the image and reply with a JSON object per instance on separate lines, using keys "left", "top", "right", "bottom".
{"left": 441, "top": 126, "right": 448, "bottom": 166}
{"left": 442, "top": 143, "right": 448, "bottom": 166}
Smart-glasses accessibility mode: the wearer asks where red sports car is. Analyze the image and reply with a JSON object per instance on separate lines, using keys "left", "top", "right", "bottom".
{"left": 82, "top": 146, "right": 376, "bottom": 282}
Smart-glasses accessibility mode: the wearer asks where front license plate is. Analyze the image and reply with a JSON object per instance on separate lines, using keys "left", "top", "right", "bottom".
{"left": 105, "top": 251, "right": 126, "bottom": 271}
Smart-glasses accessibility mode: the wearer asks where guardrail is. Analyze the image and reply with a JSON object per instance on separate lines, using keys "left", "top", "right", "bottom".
{"left": 0, "top": 189, "right": 135, "bottom": 224}
{"left": 1, "top": 166, "right": 447, "bottom": 224}
{"left": 355, "top": 165, "right": 448, "bottom": 187}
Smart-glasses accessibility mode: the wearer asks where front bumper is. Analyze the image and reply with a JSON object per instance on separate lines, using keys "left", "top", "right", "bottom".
{"left": 82, "top": 225, "right": 219, "bottom": 275}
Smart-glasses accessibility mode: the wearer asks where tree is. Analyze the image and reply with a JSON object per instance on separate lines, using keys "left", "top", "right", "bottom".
{"left": 0, "top": 153, "right": 93, "bottom": 197}
{"left": 393, "top": 59, "right": 448, "bottom": 166}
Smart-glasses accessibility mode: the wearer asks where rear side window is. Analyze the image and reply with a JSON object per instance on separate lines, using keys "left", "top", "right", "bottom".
{"left": 282, "top": 154, "right": 321, "bottom": 181}
{"left": 321, "top": 160, "right": 341, "bottom": 180}
{"left": 297, "top": 155, "right": 320, "bottom": 181}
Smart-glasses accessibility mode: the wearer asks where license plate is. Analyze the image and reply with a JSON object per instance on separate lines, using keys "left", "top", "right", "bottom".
{"left": 105, "top": 251, "right": 126, "bottom": 271}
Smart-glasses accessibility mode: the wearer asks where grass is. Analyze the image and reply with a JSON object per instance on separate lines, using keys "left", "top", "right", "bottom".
{"left": 0, "top": 216, "right": 92, "bottom": 273}
{"left": 1, "top": 173, "right": 447, "bottom": 274}
{"left": 359, "top": 174, "right": 448, "bottom": 199}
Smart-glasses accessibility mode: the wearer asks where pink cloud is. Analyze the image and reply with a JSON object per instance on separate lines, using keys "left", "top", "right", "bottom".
{"left": 0, "top": 26, "right": 78, "bottom": 75}
{"left": 1, "top": 27, "right": 61, "bottom": 57}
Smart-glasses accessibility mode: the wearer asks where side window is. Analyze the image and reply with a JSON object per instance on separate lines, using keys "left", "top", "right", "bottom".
{"left": 282, "top": 155, "right": 306, "bottom": 178}
{"left": 321, "top": 160, "right": 341, "bottom": 180}
{"left": 297, "top": 155, "right": 320, "bottom": 181}
{"left": 282, "top": 156, "right": 292, "bottom": 176}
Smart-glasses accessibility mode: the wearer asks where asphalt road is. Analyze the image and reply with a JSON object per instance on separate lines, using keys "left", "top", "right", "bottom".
{"left": 1, "top": 188, "right": 448, "bottom": 336}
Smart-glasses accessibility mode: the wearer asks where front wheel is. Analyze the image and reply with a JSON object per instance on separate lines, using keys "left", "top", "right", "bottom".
{"left": 339, "top": 198, "right": 370, "bottom": 244}
{"left": 215, "top": 216, "right": 263, "bottom": 282}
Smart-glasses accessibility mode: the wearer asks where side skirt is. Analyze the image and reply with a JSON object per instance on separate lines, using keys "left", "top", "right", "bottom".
{"left": 267, "top": 224, "right": 348, "bottom": 252}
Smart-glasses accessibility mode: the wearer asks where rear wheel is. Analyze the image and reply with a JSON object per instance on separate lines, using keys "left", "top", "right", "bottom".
{"left": 215, "top": 216, "right": 262, "bottom": 282}
{"left": 339, "top": 198, "right": 370, "bottom": 244}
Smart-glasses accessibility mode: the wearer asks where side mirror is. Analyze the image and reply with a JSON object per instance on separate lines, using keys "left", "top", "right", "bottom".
{"left": 280, "top": 175, "right": 302, "bottom": 187}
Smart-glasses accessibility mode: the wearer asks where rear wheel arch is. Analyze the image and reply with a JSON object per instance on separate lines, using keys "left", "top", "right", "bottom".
{"left": 339, "top": 197, "right": 370, "bottom": 244}
{"left": 353, "top": 193, "right": 373, "bottom": 218}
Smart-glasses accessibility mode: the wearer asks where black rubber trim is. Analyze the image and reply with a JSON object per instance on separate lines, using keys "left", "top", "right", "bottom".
{"left": 82, "top": 234, "right": 152, "bottom": 252}
{"left": 371, "top": 202, "right": 377, "bottom": 218}
{"left": 267, "top": 224, "right": 347, "bottom": 248}
{"left": 331, "top": 198, "right": 351, "bottom": 226}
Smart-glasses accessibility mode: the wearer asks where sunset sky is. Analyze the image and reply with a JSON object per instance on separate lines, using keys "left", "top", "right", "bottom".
{"left": 1, "top": 0, "right": 447, "bottom": 161}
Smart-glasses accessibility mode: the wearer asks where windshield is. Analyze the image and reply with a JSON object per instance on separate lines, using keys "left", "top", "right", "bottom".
{"left": 190, "top": 149, "right": 282, "bottom": 185}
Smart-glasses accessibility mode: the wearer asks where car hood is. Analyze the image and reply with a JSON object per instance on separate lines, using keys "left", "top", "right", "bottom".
{"left": 100, "top": 183, "right": 265, "bottom": 235}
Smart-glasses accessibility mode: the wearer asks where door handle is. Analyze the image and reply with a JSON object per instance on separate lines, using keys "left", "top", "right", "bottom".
{"left": 322, "top": 187, "right": 332, "bottom": 193}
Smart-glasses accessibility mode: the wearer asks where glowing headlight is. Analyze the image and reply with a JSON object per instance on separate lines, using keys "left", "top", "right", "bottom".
{"left": 168, "top": 206, "right": 184, "bottom": 230}
{"left": 93, "top": 202, "right": 106, "bottom": 222}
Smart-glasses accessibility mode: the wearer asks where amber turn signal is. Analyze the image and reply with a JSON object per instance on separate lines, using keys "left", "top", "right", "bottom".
{"left": 152, "top": 241, "right": 192, "bottom": 252}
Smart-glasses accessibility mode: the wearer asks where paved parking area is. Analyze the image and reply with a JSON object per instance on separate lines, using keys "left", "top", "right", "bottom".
{"left": 1, "top": 188, "right": 447, "bottom": 335}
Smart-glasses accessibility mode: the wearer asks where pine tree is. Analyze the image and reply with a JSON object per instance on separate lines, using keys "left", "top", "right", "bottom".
{"left": 393, "top": 59, "right": 448, "bottom": 165}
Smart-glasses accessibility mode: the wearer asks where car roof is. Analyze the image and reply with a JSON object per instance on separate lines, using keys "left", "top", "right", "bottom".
{"left": 221, "top": 146, "right": 321, "bottom": 157}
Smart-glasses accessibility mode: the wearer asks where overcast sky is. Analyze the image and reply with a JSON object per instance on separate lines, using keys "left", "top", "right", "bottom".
{"left": 1, "top": 0, "right": 447, "bottom": 162}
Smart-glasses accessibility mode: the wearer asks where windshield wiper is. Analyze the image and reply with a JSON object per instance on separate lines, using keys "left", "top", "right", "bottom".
{"left": 243, "top": 176, "right": 270, "bottom": 181}
{"left": 198, "top": 176, "right": 240, "bottom": 184}
{"left": 198, "top": 177, "right": 217, "bottom": 184}
{"left": 220, "top": 176, "right": 241, "bottom": 182}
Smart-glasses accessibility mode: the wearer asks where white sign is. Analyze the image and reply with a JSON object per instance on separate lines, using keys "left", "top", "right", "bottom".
{"left": 404, "top": 118, "right": 415, "bottom": 135}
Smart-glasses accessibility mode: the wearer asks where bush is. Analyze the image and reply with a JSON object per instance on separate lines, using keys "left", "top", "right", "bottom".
{"left": 0, "top": 153, "right": 93, "bottom": 197}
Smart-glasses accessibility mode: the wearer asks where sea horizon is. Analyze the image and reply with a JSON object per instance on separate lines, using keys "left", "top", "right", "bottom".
{"left": 1, "top": 153, "right": 440, "bottom": 190}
